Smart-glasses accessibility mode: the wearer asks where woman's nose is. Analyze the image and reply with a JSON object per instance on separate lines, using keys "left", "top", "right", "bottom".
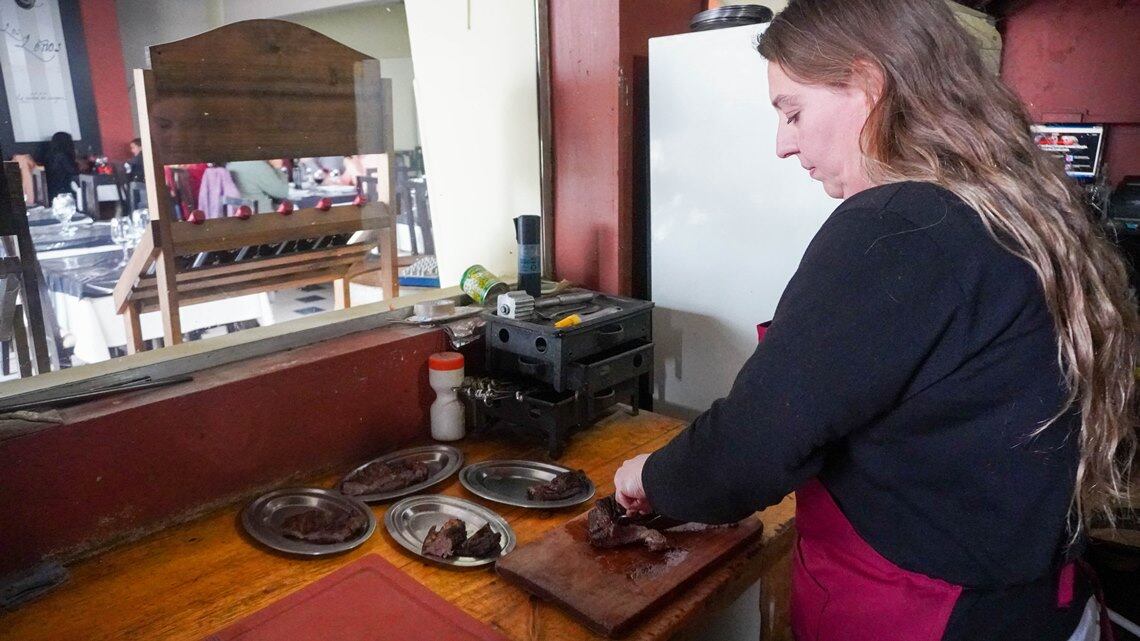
{"left": 775, "top": 126, "right": 798, "bottom": 159}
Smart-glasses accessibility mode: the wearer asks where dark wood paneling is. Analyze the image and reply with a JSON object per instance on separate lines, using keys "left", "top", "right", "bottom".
{"left": 146, "top": 20, "right": 386, "bottom": 164}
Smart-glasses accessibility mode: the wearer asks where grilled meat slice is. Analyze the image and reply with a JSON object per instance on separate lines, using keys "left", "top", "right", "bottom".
{"left": 279, "top": 509, "right": 367, "bottom": 544}
{"left": 456, "top": 522, "right": 502, "bottom": 559}
{"left": 527, "top": 469, "right": 590, "bottom": 502}
{"left": 421, "top": 518, "right": 468, "bottom": 559}
{"left": 587, "top": 496, "right": 668, "bottom": 552}
{"left": 341, "top": 459, "right": 431, "bottom": 496}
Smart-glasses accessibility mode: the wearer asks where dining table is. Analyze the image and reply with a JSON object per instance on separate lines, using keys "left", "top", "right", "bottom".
{"left": 27, "top": 219, "right": 274, "bottom": 364}
{"left": 288, "top": 183, "right": 359, "bottom": 209}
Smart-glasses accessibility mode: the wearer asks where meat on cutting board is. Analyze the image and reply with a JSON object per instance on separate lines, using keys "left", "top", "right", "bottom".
{"left": 587, "top": 496, "right": 668, "bottom": 552}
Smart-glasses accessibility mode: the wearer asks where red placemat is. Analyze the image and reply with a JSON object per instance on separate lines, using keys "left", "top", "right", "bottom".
{"left": 203, "top": 554, "right": 509, "bottom": 641}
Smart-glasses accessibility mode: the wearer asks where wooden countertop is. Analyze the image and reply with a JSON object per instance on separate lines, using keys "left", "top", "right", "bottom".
{"left": 0, "top": 409, "right": 796, "bottom": 641}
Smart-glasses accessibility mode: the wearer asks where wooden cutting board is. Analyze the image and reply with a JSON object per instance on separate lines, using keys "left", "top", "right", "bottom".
{"left": 496, "top": 508, "right": 764, "bottom": 637}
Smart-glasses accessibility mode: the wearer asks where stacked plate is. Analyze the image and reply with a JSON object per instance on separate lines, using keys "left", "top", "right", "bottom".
{"left": 689, "top": 5, "right": 774, "bottom": 32}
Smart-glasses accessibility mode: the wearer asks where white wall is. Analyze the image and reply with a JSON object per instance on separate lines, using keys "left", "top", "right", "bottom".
{"left": 115, "top": 0, "right": 222, "bottom": 132}
{"left": 285, "top": 3, "right": 420, "bottom": 151}
{"left": 405, "top": 0, "right": 542, "bottom": 286}
{"left": 219, "top": 0, "right": 393, "bottom": 22}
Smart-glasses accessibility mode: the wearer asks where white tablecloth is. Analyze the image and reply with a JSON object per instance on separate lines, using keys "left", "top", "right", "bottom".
{"left": 52, "top": 289, "right": 274, "bottom": 364}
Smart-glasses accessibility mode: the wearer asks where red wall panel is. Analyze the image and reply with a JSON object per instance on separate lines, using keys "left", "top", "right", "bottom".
{"left": 1000, "top": 0, "right": 1140, "bottom": 184}
{"left": 79, "top": 0, "right": 134, "bottom": 160}
{"left": 0, "top": 328, "right": 447, "bottom": 576}
{"left": 550, "top": 0, "right": 699, "bottom": 294}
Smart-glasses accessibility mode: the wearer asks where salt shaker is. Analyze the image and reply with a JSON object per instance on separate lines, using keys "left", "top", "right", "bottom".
{"left": 428, "top": 352, "right": 465, "bottom": 441}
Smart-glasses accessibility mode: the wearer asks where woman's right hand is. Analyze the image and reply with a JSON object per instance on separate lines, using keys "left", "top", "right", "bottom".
{"left": 614, "top": 453, "right": 654, "bottom": 514}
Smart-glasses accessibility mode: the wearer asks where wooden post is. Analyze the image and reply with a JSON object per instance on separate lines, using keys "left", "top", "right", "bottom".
{"left": 123, "top": 302, "right": 144, "bottom": 354}
{"left": 333, "top": 277, "right": 351, "bottom": 309}
{"left": 135, "top": 68, "right": 183, "bottom": 346}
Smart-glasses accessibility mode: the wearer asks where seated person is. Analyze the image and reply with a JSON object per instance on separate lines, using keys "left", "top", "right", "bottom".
{"left": 39, "top": 131, "right": 79, "bottom": 200}
{"left": 12, "top": 154, "right": 37, "bottom": 206}
{"left": 125, "top": 138, "right": 144, "bottom": 182}
{"left": 225, "top": 159, "right": 290, "bottom": 213}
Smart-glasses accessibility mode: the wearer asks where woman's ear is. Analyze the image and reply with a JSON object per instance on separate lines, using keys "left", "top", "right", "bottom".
{"left": 851, "top": 60, "right": 885, "bottom": 107}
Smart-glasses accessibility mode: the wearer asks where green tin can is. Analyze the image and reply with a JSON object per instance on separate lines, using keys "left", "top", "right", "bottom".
{"left": 460, "top": 264, "right": 510, "bottom": 305}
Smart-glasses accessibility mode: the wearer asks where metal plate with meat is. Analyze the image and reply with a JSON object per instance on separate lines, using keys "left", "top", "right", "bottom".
{"left": 337, "top": 445, "right": 463, "bottom": 503}
{"left": 242, "top": 487, "right": 376, "bottom": 556}
{"left": 385, "top": 494, "right": 516, "bottom": 568}
{"left": 460, "top": 460, "right": 595, "bottom": 509}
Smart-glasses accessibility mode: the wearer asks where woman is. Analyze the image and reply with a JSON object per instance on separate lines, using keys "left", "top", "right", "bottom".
{"left": 614, "top": 1, "right": 1136, "bottom": 640}
{"left": 41, "top": 131, "right": 79, "bottom": 200}
{"left": 225, "top": 159, "right": 290, "bottom": 214}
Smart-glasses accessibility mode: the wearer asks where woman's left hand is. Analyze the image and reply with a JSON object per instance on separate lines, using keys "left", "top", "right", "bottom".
{"left": 614, "top": 453, "right": 653, "bottom": 514}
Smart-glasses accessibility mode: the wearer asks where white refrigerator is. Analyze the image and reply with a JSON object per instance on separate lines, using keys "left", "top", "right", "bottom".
{"left": 649, "top": 24, "right": 838, "bottom": 419}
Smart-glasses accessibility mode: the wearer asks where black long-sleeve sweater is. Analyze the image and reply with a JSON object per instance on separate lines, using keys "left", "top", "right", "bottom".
{"left": 643, "top": 181, "right": 1088, "bottom": 640}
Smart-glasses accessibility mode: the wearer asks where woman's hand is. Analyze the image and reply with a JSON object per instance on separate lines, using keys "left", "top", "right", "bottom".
{"left": 614, "top": 453, "right": 653, "bottom": 514}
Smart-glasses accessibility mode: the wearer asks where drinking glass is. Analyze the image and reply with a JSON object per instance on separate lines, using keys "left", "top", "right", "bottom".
{"left": 131, "top": 207, "right": 150, "bottom": 239}
{"left": 111, "top": 216, "right": 133, "bottom": 267}
{"left": 52, "top": 193, "right": 78, "bottom": 237}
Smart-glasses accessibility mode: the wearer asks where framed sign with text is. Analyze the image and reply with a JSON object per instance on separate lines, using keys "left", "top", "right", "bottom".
{"left": 0, "top": 0, "right": 99, "bottom": 156}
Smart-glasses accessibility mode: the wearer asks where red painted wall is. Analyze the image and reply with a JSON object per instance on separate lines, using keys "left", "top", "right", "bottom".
{"left": 79, "top": 0, "right": 134, "bottom": 160}
{"left": 0, "top": 327, "right": 447, "bottom": 576}
{"left": 550, "top": 0, "right": 700, "bottom": 295}
{"left": 999, "top": 0, "right": 1140, "bottom": 185}
{"left": 550, "top": 0, "right": 621, "bottom": 293}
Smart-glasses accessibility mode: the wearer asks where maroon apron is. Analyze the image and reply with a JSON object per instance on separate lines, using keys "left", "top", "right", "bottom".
{"left": 791, "top": 478, "right": 962, "bottom": 641}
{"left": 753, "top": 322, "right": 1104, "bottom": 641}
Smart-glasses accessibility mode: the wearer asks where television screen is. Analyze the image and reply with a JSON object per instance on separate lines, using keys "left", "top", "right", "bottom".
{"left": 1030, "top": 124, "right": 1105, "bottom": 181}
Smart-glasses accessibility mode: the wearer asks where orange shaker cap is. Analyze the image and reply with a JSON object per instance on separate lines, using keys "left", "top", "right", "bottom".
{"left": 428, "top": 352, "right": 465, "bottom": 371}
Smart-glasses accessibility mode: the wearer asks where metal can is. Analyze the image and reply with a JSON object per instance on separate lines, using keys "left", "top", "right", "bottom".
{"left": 460, "top": 264, "right": 510, "bottom": 305}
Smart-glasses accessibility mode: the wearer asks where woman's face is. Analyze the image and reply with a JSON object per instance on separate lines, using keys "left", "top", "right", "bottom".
{"left": 767, "top": 63, "right": 876, "bottom": 199}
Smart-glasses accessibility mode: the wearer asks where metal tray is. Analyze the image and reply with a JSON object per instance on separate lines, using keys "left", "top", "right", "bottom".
{"left": 460, "top": 460, "right": 595, "bottom": 509}
{"left": 384, "top": 494, "right": 516, "bottom": 568}
{"left": 336, "top": 444, "right": 463, "bottom": 503}
{"left": 241, "top": 487, "right": 376, "bottom": 556}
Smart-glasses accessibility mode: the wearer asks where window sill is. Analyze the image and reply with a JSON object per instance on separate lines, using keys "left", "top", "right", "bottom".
{"left": 0, "top": 284, "right": 466, "bottom": 407}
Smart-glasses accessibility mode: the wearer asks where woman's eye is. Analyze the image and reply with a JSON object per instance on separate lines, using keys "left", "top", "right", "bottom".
{"left": 785, "top": 113, "right": 799, "bottom": 124}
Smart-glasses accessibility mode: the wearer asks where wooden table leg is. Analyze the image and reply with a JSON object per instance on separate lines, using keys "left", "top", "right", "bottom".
{"left": 124, "top": 303, "right": 144, "bottom": 354}
{"left": 759, "top": 525, "right": 795, "bottom": 641}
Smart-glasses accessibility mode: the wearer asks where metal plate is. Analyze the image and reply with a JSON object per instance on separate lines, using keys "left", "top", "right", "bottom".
{"left": 384, "top": 494, "right": 516, "bottom": 568}
{"left": 460, "top": 460, "right": 595, "bottom": 509}
{"left": 336, "top": 445, "right": 463, "bottom": 503}
{"left": 241, "top": 487, "right": 376, "bottom": 556}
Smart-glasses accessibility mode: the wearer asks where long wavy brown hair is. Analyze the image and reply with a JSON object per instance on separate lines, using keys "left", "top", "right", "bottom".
{"left": 758, "top": 0, "right": 1138, "bottom": 534}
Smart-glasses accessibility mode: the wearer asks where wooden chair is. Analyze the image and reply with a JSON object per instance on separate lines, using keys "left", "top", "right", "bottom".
{"left": 76, "top": 174, "right": 99, "bottom": 217}
{"left": 128, "top": 182, "right": 147, "bottom": 213}
{"left": 31, "top": 167, "right": 47, "bottom": 206}
{"left": 0, "top": 162, "right": 54, "bottom": 376}
{"left": 113, "top": 19, "right": 399, "bottom": 353}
